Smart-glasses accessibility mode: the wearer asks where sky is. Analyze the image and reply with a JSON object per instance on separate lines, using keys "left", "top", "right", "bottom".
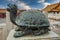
{"left": 0, "top": 0, "right": 60, "bottom": 10}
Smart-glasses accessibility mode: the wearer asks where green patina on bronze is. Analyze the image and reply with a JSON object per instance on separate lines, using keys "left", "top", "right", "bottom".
{"left": 7, "top": 4, "right": 50, "bottom": 38}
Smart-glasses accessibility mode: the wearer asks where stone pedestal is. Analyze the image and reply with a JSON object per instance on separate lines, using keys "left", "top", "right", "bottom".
{"left": 7, "top": 29, "right": 59, "bottom": 40}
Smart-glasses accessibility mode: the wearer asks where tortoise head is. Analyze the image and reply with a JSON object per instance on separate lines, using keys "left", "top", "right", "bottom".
{"left": 7, "top": 3, "right": 18, "bottom": 14}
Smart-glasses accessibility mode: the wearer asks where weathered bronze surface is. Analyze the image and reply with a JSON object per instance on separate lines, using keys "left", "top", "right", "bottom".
{"left": 7, "top": 4, "right": 50, "bottom": 38}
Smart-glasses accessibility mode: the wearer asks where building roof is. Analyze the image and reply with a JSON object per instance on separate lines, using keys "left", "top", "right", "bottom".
{"left": 0, "top": 9, "right": 7, "bottom": 13}
{"left": 42, "top": 3, "right": 60, "bottom": 12}
{"left": 0, "top": 9, "right": 26, "bottom": 14}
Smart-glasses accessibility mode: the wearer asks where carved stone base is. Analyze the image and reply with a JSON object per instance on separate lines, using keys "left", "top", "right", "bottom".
{"left": 7, "top": 29, "right": 59, "bottom": 40}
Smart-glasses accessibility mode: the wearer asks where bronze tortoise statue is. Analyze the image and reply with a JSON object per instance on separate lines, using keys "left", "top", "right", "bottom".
{"left": 7, "top": 4, "right": 50, "bottom": 38}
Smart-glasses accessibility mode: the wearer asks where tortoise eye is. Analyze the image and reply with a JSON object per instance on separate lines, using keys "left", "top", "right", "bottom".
{"left": 7, "top": 8, "right": 11, "bottom": 11}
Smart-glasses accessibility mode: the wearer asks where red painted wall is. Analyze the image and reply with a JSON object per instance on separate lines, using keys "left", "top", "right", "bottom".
{"left": 0, "top": 14, "right": 6, "bottom": 18}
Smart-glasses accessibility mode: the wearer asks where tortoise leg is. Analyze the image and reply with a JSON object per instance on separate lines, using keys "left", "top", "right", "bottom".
{"left": 32, "top": 27, "right": 49, "bottom": 36}
{"left": 14, "top": 27, "right": 28, "bottom": 38}
{"left": 14, "top": 31, "right": 26, "bottom": 38}
{"left": 30, "top": 27, "right": 40, "bottom": 36}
